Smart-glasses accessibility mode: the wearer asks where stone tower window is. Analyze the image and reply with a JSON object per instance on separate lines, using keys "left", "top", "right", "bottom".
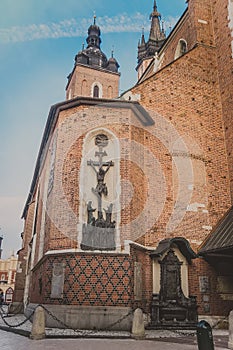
{"left": 93, "top": 85, "right": 99, "bottom": 98}
{"left": 175, "top": 39, "right": 188, "bottom": 59}
{"left": 91, "top": 82, "right": 103, "bottom": 98}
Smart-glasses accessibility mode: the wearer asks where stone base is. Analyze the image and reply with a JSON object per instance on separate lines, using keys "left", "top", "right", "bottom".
{"left": 8, "top": 302, "right": 24, "bottom": 314}
{"left": 30, "top": 333, "right": 45, "bottom": 340}
{"left": 150, "top": 293, "right": 198, "bottom": 330}
{"left": 229, "top": 310, "right": 233, "bottom": 349}
{"left": 81, "top": 224, "right": 115, "bottom": 251}
{"left": 147, "top": 322, "right": 197, "bottom": 330}
{"left": 25, "top": 304, "right": 132, "bottom": 331}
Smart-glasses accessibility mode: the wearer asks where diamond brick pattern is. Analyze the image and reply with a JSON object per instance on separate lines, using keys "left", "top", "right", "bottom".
{"left": 39, "top": 253, "right": 133, "bottom": 307}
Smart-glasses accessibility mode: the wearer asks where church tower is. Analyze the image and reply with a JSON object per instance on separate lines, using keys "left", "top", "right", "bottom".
{"left": 66, "top": 16, "right": 120, "bottom": 100}
{"left": 136, "top": 1, "right": 166, "bottom": 80}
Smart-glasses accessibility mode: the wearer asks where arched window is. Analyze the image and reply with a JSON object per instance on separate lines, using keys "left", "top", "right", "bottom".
{"left": 175, "top": 39, "right": 188, "bottom": 59}
{"left": 5, "top": 287, "right": 14, "bottom": 304}
{"left": 91, "top": 82, "right": 103, "bottom": 98}
{"left": 180, "top": 40, "right": 187, "bottom": 55}
{"left": 93, "top": 85, "right": 99, "bottom": 98}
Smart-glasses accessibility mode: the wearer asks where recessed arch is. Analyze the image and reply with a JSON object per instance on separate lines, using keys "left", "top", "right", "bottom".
{"left": 93, "top": 85, "right": 99, "bottom": 98}
{"left": 107, "top": 86, "right": 113, "bottom": 99}
{"left": 81, "top": 79, "right": 88, "bottom": 96}
{"left": 78, "top": 127, "right": 121, "bottom": 251}
{"left": 175, "top": 39, "right": 188, "bottom": 59}
{"left": 91, "top": 82, "right": 103, "bottom": 98}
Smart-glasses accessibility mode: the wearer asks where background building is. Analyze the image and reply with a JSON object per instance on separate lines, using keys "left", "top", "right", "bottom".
{"left": 0, "top": 238, "right": 18, "bottom": 304}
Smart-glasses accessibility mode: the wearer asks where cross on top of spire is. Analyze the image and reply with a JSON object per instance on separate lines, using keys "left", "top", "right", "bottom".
{"left": 150, "top": 0, "right": 161, "bottom": 19}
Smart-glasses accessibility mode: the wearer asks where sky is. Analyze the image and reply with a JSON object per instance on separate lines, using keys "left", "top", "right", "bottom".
{"left": 0, "top": 0, "right": 187, "bottom": 259}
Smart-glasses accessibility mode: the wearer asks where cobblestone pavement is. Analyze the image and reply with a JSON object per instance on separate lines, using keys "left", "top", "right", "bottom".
{"left": 0, "top": 330, "right": 229, "bottom": 350}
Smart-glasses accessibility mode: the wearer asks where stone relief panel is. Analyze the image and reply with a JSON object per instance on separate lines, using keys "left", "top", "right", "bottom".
{"left": 50, "top": 262, "right": 65, "bottom": 299}
{"left": 79, "top": 128, "right": 120, "bottom": 251}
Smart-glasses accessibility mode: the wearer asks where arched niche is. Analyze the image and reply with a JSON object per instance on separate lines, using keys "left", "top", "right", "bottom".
{"left": 174, "top": 39, "right": 188, "bottom": 60}
{"left": 78, "top": 128, "right": 121, "bottom": 251}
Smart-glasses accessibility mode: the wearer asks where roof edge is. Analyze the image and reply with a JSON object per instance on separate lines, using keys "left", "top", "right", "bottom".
{"left": 150, "top": 237, "right": 197, "bottom": 263}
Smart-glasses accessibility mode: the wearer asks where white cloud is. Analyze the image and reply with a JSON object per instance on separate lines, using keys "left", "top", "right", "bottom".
{"left": 0, "top": 13, "right": 178, "bottom": 43}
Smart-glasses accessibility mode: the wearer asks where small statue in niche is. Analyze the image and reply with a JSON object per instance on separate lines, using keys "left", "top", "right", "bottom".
{"left": 104, "top": 203, "right": 113, "bottom": 226}
{"left": 87, "top": 201, "right": 96, "bottom": 225}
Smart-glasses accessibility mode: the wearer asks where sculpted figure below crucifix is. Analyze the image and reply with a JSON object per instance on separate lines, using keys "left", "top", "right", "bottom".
{"left": 87, "top": 201, "right": 96, "bottom": 225}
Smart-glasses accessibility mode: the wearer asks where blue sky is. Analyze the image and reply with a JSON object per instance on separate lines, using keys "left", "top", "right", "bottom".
{"left": 0, "top": 0, "right": 186, "bottom": 259}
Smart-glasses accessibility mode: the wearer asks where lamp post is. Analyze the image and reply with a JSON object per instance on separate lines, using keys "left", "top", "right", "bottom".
{"left": 0, "top": 233, "right": 3, "bottom": 259}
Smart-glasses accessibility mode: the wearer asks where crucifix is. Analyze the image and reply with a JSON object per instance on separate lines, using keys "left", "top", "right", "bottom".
{"left": 87, "top": 134, "right": 114, "bottom": 221}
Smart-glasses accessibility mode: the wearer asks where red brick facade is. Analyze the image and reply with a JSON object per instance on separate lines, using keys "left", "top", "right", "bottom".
{"left": 13, "top": 0, "right": 233, "bottom": 326}
{"left": 212, "top": 0, "right": 233, "bottom": 199}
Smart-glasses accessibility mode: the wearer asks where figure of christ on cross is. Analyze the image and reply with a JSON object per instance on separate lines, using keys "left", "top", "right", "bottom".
{"left": 87, "top": 159, "right": 114, "bottom": 219}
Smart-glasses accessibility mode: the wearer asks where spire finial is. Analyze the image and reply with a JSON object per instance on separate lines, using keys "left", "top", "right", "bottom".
{"left": 93, "top": 11, "right": 96, "bottom": 25}
{"left": 162, "top": 20, "right": 165, "bottom": 33}
{"left": 140, "top": 27, "right": 146, "bottom": 45}
{"left": 111, "top": 45, "right": 114, "bottom": 58}
{"left": 150, "top": 0, "right": 160, "bottom": 20}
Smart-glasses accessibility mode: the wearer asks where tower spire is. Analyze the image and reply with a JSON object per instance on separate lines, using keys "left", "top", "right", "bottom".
{"left": 111, "top": 45, "right": 114, "bottom": 58}
{"left": 141, "top": 27, "right": 145, "bottom": 45}
{"left": 137, "top": 1, "right": 166, "bottom": 78}
{"left": 86, "top": 15, "right": 101, "bottom": 49}
{"left": 149, "top": 0, "right": 164, "bottom": 41}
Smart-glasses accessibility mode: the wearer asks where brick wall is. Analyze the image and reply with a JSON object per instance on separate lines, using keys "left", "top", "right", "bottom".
{"left": 130, "top": 244, "right": 153, "bottom": 313}
{"left": 30, "top": 253, "right": 133, "bottom": 307}
{"left": 132, "top": 46, "right": 231, "bottom": 249}
{"left": 212, "top": 0, "right": 233, "bottom": 200}
{"left": 16, "top": 0, "right": 233, "bottom": 318}
{"left": 21, "top": 76, "right": 231, "bottom": 314}
{"left": 189, "top": 259, "right": 233, "bottom": 316}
